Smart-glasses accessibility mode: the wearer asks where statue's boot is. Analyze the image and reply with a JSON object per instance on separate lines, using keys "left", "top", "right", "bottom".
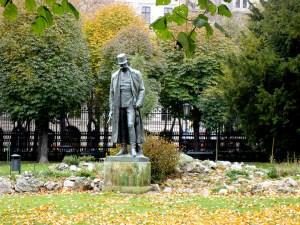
{"left": 130, "top": 145, "right": 137, "bottom": 157}
{"left": 116, "top": 144, "right": 127, "bottom": 156}
{"left": 137, "top": 144, "right": 145, "bottom": 157}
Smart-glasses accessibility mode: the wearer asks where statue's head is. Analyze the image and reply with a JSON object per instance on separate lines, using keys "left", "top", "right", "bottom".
{"left": 116, "top": 53, "right": 128, "bottom": 69}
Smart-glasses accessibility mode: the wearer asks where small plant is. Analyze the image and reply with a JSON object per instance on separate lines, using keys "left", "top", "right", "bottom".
{"left": 41, "top": 169, "right": 71, "bottom": 179}
{"left": 108, "top": 145, "right": 121, "bottom": 156}
{"left": 79, "top": 155, "right": 95, "bottom": 162}
{"left": 75, "top": 169, "right": 96, "bottom": 179}
{"left": 211, "top": 184, "right": 226, "bottom": 193}
{"left": 143, "top": 135, "right": 180, "bottom": 182}
{"left": 63, "top": 155, "right": 80, "bottom": 166}
{"left": 267, "top": 167, "right": 279, "bottom": 179}
{"left": 226, "top": 170, "right": 249, "bottom": 181}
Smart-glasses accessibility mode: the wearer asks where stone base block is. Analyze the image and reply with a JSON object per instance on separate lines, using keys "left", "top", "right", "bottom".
{"left": 103, "top": 155, "right": 151, "bottom": 194}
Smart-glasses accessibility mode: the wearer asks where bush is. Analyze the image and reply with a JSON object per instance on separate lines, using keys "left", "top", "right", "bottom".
{"left": 79, "top": 155, "right": 95, "bottom": 162}
{"left": 63, "top": 155, "right": 80, "bottom": 166}
{"left": 75, "top": 170, "right": 96, "bottom": 179}
{"left": 41, "top": 169, "right": 71, "bottom": 179}
{"left": 143, "top": 135, "right": 179, "bottom": 182}
{"left": 108, "top": 144, "right": 121, "bottom": 156}
{"left": 226, "top": 170, "right": 249, "bottom": 181}
{"left": 267, "top": 167, "right": 279, "bottom": 179}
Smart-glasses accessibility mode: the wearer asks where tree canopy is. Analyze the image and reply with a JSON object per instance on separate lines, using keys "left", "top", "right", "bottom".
{"left": 83, "top": 3, "right": 145, "bottom": 75}
{"left": 224, "top": 0, "right": 300, "bottom": 157}
{"left": 0, "top": 12, "right": 92, "bottom": 162}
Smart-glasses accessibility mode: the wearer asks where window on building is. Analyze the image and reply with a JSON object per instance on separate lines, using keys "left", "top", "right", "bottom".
{"left": 141, "top": 6, "right": 151, "bottom": 23}
{"left": 164, "top": 7, "right": 173, "bottom": 15}
{"left": 235, "top": 0, "right": 248, "bottom": 8}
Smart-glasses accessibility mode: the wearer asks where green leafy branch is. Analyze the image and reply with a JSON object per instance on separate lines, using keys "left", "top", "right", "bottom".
{"left": 0, "top": 0, "right": 79, "bottom": 34}
{"left": 151, "top": 0, "right": 232, "bottom": 57}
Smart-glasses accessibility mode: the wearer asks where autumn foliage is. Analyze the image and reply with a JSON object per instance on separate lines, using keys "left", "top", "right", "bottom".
{"left": 143, "top": 135, "right": 180, "bottom": 182}
{"left": 83, "top": 3, "right": 145, "bottom": 74}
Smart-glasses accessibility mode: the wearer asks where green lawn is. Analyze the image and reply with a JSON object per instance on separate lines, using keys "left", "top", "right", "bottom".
{"left": 0, "top": 161, "right": 53, "bottom": 176}
{"left": 0, "top": 192, "right": 299, "bottom": 224}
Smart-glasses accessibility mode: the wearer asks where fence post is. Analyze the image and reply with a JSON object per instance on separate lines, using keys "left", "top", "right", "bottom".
{"left": 6, "top": 144, "right": 10, "bottom": 164}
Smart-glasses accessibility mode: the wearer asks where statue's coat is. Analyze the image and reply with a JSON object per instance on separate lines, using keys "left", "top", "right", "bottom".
{"left": 109, "top": 67, "right": 145, "bottom": 144}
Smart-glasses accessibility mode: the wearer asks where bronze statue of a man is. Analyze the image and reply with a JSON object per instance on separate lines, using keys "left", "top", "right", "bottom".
{"left": 109, "top": 53, "right": 145, "bottom": 157}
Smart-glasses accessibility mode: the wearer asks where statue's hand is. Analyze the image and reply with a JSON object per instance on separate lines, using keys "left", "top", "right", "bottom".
{"left": 135, "top": 103, "right": 142, "bottom": 109}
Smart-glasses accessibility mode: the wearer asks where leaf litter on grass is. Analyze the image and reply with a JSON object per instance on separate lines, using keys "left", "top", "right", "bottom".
{"left": 1, "top": 193, "right": 300, "bottom": 225}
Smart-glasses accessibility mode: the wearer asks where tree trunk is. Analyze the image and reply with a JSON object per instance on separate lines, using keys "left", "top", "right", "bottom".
{"left": 271, "top": 137, "right": 275, "bottom": 163}
{"left": 37, "top": 118, "right": 49, "bottom": 163}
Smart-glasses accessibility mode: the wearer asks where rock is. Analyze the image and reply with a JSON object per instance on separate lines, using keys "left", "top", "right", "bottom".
{"left": 178, "top": 153, "right": 194, "bottom": 167}
{"left": 63, "top": 179, "right": 75, "bottom": 188}
{"left": 277, "top": 186, "right": 295, "bottom": 194}
{"left": 251, "top": 180, "right": 274, "bottom": 193}
{"left": 63, "top": 176, "right": 92, "bottom": 190}
{"left": 182, "top": 161, "right": 210, "bottom": 174}
{"left": 202, "top": 160, "right": 217, "bottom": 169}
{"left": 200, "top": 189, "right": 210, "bottom": 197}
{"left": 151, "top": 184, "right": 161, "bottom": 192}
{"left": 254, "top": 171, "right": 265, "bottom": 177}
{"left": 69, "top": 165, "right": 80, "bottom": 172}
{"left": 194, "top": 163, "right": 210, "bottom": 174}
{"left": 0, "top": 177, "right": 13, "bottom": 194}
{"left": 284, "top": 178, "right": 298, "bottom": 187}
{"left": 80, "top": 162, "right": 95, "bottom": 172}
{"left": 231, "top": 162, "right": 243, "bottom": 171}
{"left": 15, "top": 175, "right": 43, "bottom": 192}
{"left": 177, "top": 188, "right": 193, "bottom": 193}
{"left": 218, "top": 188, "right": 228, "bottom": 195}
{"left": 56, "top": 163, "right": 69, "bottom": 171}
{"left": 44, "top": 181, "right": 61, "bottom": 191}
{"left": 182, "top": 163, "right": 196, "bottom": 173}
{"left": 163, "top": 187, "right": 172, "bottom": 193}
{"left": 225, "top": 185, "right": 237, "bottom": 193}
{"left": 217, "top": 161, "right": 232, "bottom": 168}
{"left": 236, "top": 177, "right": 251, "bottom": 185}
{"left": 244, "top": 165, "right": 257, "bottom": 170}
{"left": 91, "top": 178, "right": 103, "bottom": 192}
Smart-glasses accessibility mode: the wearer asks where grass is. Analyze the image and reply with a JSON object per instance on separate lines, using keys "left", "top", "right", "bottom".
{"left": 252, "top": 162, "right": 300, "bottom": 179}
{"left": 0, "top": 193, "right": 299, "bottom": 224}
{"left": 0, "top": 161, "right": 53, "bottom": 177}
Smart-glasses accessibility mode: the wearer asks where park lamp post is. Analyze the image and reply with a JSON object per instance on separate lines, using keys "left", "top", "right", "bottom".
{"left": 183, "top": 103, "right": 191, "bottom": 151}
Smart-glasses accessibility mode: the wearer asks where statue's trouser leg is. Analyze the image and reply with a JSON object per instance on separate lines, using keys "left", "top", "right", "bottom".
{"left": 127, "top": 107, "right": 136, "bottom": 156}
{"left": 116, "top": 108, "right": 128, "bottom": 155}
{"left": 116, "top": 143, "right": 127, "bottom": 155}
{"left": 137, "top": 144, "right": 144, "bottom": 156}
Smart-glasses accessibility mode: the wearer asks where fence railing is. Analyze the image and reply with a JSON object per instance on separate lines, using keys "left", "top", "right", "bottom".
{"left": 0, "top": 108, "right": 268, "bottom": 161}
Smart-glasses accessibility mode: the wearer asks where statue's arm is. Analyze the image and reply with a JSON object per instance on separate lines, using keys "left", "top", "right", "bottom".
{"left": 136, "top": 73, "right": 145, "bottom": 108}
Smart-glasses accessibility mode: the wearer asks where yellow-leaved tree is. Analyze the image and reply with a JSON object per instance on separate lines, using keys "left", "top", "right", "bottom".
{"left": 83, "top": 3, "right": 145, "bottom": 75}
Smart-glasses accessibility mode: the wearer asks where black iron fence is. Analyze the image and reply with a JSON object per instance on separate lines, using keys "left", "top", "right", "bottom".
{"left": 0, "top": 108, "right": 268, "bottom": 161}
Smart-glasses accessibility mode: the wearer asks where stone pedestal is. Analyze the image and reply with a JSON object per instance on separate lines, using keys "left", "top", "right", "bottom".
{"left": 103, "top": 155, "right": 151, "bottom": 194}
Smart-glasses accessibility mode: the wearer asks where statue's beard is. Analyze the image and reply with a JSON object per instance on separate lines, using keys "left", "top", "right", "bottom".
{"left": 120, "top": 65, "right": 128, "bottom": 72}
